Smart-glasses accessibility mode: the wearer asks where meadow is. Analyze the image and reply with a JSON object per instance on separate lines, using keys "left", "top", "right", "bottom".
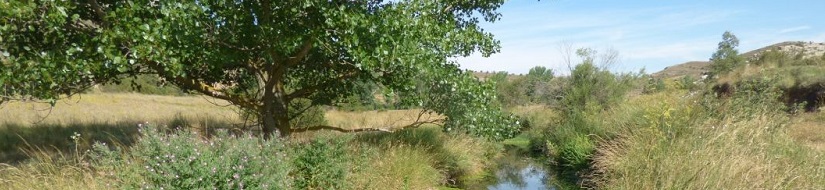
{"left": 0, "top": 92, "right": 505, "bottom": 189}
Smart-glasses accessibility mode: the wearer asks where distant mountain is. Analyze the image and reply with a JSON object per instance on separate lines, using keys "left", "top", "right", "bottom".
{"left": 652, "top": 41, "right": 825, "bottom": 79}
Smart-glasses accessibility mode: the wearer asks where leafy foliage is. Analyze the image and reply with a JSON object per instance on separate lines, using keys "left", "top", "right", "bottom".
{"left": 489, "top": 66, "right": 557, "bottom": 107}
{"left": 409, "top": 65, "right": 521, "bottom": 140}
{"left": 709, "top": 31, "right": 744, "bottom": 78}
{"left": 0, "top": 0, "right": 517, "bottom": 138}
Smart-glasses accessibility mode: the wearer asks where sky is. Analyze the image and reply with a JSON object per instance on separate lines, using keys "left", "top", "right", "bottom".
{"left": 455, "top": 0, "right": 825, "bottom": 74}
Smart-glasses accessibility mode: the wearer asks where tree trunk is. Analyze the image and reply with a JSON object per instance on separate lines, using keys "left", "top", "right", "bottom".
{"left": 261, "top": 107, "right": 278, "bottom": 140}
{"left": 261, "top": 79, "right": 292, "bottom": 139}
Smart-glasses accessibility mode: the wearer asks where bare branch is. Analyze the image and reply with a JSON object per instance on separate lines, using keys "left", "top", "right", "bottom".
{"left": 557, "top": 41, "right": 575, "bottom": 73}
{"left": 598, "top": 47, "right": 620, "bottom": 70}
{"left": 291, "top": 119, "right": 444, "bottom": 133}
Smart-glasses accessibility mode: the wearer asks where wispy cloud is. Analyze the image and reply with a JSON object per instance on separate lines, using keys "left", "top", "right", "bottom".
{"left": 778, "top": 26, "right": 811, "bottom": 34}
{"left": 460, "top": 3, "right": 737, "bottom": 74}
{"left": 459, "top": 1, "right": 825, "bottom": 74}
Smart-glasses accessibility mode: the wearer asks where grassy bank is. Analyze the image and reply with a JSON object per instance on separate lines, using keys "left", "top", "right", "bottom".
{"left": 541, "top": 86, "right": 825, "bottom": 189}
{"left": 592, "top": 88, "right": 825, "bottom": 189}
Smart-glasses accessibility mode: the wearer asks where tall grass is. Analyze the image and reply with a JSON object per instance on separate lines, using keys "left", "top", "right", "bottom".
{"left": 354, "top": 126, "right": 502, "bottom": 188}
{"left": 0, "top": 148, "right": 111, "bottom": 190}
{"left": 589, "top": 88, "right": 825, "bottom": 189}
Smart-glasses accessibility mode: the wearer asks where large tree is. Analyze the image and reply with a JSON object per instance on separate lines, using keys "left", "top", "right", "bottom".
{"left": 0, "top": 0, "right": 519, "bottom": 139}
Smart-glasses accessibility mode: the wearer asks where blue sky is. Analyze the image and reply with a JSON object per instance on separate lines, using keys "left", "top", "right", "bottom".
{"left": 456, "top": 0, "right": 825, "bottom": 74}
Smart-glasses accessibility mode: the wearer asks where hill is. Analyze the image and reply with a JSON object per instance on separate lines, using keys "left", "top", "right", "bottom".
{"left": 653, "top": 41, "right": 825, "bottom": 79}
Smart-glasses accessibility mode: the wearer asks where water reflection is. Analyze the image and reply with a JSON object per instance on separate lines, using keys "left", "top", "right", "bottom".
{"left": 483, "top": 149, "right": 556, "bottom": 190}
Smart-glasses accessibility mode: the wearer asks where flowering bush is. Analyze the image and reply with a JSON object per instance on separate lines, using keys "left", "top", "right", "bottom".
{"left": 90, "top": 124, "right": 290, "bottom": 189}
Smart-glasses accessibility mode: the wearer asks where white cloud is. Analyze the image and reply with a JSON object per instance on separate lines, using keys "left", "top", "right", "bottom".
{"left": 778, "top": 26, "right": 811, "bottom": 34}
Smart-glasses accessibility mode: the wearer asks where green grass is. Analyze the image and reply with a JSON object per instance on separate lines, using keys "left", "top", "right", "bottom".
{"left": 502, "top": 135, "right": 530, "bottom": 150}
{"left": 354, "top": 126, "right": 503, "bottom": 188}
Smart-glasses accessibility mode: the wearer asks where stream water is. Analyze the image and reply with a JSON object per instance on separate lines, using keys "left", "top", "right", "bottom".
{"left": 469, "top": 148, "right": 557, "bottom": 190}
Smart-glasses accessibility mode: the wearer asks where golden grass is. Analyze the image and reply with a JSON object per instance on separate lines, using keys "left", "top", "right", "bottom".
{"left": 788, "top": 112, "right": 825, "bottom": 151}
{"left": 325, "top": 109, "right": 443, "bottom": 130}
{"left": 508, "top": 105, "right": 558, "bottom": 128}
{"left": 0, "top": 93, "right": 241, "bottom": 126}
{"left": 592, "top": 90, "right": 825, "bottom": 189}
{"left": 0, "top": 149, "right": 111, "bottom": 190}
{"left": 0, "top": 163, "right": 105, "bottom": 190}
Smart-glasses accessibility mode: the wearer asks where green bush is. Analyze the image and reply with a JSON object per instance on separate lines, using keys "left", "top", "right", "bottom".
{"left": 291, "top": 138, "right": 349, "bottom": 190}
{"left": 676, "top": 75, "right": 699, "bottom": 91}
{"left": 90, "top": 124, "right": 290, "bottom": 189}
{"left": 643, "top": 77, "right": 666, "bottom": 94}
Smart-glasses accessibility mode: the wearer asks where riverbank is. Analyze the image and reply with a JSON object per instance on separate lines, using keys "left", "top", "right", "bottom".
{"left": 538, "top": 87, "right": 825, "bottom": 189}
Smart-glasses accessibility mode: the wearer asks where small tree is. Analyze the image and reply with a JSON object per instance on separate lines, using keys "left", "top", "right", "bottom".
{"left": 709, "top": 31, "right": 744, "bottom": 78}
{"left": 524, "top": 66, "right": 554, "bottom": 102}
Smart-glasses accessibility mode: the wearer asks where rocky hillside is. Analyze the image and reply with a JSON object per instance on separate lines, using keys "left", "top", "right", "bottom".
{"left": 653, "top": 41, "right": 825, "bottom": 79}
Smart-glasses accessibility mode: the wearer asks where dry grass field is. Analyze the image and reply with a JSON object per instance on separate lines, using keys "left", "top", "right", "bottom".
{"left": 325, "top": 109, "right": 443, "bottom": 130}
{"left": 0, "top": 93, "right": 440, "bottom": 130}
{"left": 0, "top": 92, "right": 493, "bottom": 190}
{"left": 0, "top": 93, "right": 241, "bottom": 126}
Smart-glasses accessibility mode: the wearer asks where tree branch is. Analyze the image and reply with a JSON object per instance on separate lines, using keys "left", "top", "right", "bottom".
{"left": 285, "top": 39, "right": 314, "bottom": 67}
{"left": 291, "top": 119, "right": 444, "bottom": 133}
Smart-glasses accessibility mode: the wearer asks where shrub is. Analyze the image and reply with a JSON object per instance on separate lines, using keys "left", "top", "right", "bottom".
{"left": 676, "top": 75, "right": 699, "bottom": 91}
{"left": 291, "top": 138, "right": 348, "bottom": 190}
{"left": 643, "top": 77, "right": 666, "bottom": 94}
{"left": 90, "top": 124, "right": 290, "bottom": 189}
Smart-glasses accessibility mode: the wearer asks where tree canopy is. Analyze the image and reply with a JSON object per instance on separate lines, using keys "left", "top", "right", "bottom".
{"left": 709, "top": 31, "right": 743, "bottom": 78}
{"left": 0, "top": 0, "right": 519, "bottom": 140}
